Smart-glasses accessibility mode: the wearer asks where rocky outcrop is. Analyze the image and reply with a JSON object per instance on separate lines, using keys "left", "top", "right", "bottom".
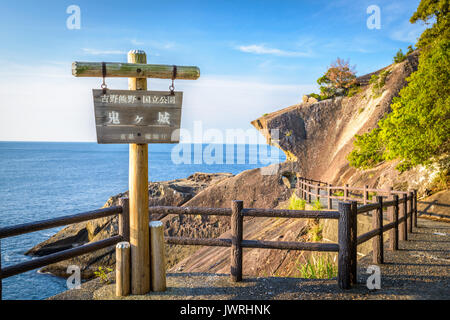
{"left": 251, "top": 52, "right": 425, "bottom": 192}
{"left": 26, "top": 172, "right": 232, "bottom": 278}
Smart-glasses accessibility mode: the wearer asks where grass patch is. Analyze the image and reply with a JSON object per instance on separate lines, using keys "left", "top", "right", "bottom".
{"left": 312, "top": 199, "right": 322, "bottom": 210}
{"left": 297, "top": 254, "right": 337, "bottom": 279}
{"left": 332, "top": 190, "right": 344, "bottom": 197}
{"left": 288, "top": 192, "right": 306, "bottom": 210}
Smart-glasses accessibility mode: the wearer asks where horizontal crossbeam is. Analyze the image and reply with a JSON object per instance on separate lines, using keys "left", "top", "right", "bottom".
{"left": 72, "top": 62, "right": 200, "bottom": 80}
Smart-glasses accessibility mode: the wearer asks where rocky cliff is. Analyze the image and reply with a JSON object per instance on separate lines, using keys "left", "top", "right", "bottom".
{"left": 251, "top": 51, "right": 438, "bottom": 193}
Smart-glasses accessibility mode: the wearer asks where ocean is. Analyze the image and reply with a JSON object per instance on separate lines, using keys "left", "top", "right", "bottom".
{"left": 0, "top": 141, "right": 285, "bottom": 300}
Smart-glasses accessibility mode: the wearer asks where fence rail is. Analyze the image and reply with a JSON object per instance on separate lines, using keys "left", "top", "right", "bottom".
{"left": 0, "top": 176, "right": 418, "bottom": 299}
{"left": 0, "top": 198, "right": 130, "bottom": 299}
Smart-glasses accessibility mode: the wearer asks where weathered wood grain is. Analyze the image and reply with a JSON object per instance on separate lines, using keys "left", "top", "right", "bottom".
{"left": 128, "top": 50, "right": 151, "bottom": 295}
{"left": 72, "top": 61, "right": 200, "bottom": 80}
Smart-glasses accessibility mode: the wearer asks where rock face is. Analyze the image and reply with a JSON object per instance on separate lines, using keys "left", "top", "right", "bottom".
{"left": 251, "top": 52, "right": 424, "bottom": 191}
{"left": 26, "top": 173, "right": 232, "bottom": 278}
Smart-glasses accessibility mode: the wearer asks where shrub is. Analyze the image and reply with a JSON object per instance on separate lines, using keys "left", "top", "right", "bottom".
{"left": 308, "top": 93, "right": 321, "bottom": 101}
{"left": 370, "top": 69, "right": 390, "bottom": 97}
{"left": 94, "top": 266, "right": 113, "bottom": 283}
{"left": 393, "top": 49, "right": 407, "bottom": 63}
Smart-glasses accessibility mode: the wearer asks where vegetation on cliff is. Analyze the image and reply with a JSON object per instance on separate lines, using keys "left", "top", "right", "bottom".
{"left": 349, "top": 0, "right": 449, "bottom": 173}
{"left": 316, "top": 58, "right": 357, "bottom": 100}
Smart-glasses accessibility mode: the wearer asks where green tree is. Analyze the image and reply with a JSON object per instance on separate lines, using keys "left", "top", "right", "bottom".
{"left": 349, "top": 0, "right": 449, "bottom": 172}
{"left": 317, "top": 58, "right": 357, "bottom": 99}
{"left": 393, "top": 49, "right": 407, "bottom": 63}
{"left": 410, "top": 0, "right": 449, "bottom": 48}
{"left": 349, "top": 35, "right": 449, "bottom": 171}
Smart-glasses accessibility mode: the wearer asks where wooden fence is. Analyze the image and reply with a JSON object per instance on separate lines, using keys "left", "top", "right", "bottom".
{"left": 0, "top": 176, "right": 418, "bottom": 298}
{"left": 0, "top": 198, "right": 130, "bottom": 300}
{"left": 297, "top": 176, "right": 417, "bottom": 287}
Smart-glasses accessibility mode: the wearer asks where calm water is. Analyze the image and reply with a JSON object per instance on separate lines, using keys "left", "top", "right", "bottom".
{"left": 0, "top": 142, "right": 284, "bottom": 300}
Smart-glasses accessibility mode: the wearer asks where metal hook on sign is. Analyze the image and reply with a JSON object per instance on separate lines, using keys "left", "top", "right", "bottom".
{"left": 101, "top": 62, "right": 108, "bottom": 94}
{"left": 169, "top": 65, "right": 177, "bottom": 95}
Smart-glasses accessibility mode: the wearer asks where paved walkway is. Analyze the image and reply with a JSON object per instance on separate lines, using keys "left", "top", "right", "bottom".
{"left": 50, "top": 217, "right": 449, "bottom": 300}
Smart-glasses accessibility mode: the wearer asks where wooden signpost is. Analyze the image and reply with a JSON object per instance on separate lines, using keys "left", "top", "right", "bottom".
{"left": 73, "top": 50, "right": 199, "bottom": 295}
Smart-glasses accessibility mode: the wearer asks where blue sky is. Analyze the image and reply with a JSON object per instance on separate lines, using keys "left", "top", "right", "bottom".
{"left": 0, "top": 0, "right": 426, "bottom": 141}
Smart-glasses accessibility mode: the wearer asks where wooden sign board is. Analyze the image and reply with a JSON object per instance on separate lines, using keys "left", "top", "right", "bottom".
{"left": 92, "top": 89, "right": 182, "bottom": 144}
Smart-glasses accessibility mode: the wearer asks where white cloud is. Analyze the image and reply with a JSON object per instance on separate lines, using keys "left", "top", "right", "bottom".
{"left": 82, "top": 48, "right": 127, "bottom": 55}
{"left": 0, "top": 62, "right": 315, "bottom": 142}
{"left": 389, "top": 21, "right": 428, "bottom": 43}
{"left": 236, "top": 44, "right": 313, "bottom": 57}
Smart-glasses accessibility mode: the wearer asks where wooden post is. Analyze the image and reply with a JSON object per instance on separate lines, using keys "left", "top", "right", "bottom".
{"left": 373, "top": 196, "right": 383, "bottom": 264}
{"left": 308, "top": 183, "right": 311, "bottom": 203}
{"left": 350, "top": 201, "right": 358, "bottom": 285}
{"left": 150, "top": 221, "right": 166, "bottom": 292}
{"left": 363, "top": 185, "right": 368, "bottom": 205}
{"left": 400, "top": 193, "right": 408, "bottom": 241}
{"left": 231, "top": 200, "right": 243, "bottom": 282}
{"left": 316, "top": 184, "right": 320, "bottom": 203}
{"left": 327, "top": 184, "right": 332, "bottom": 209}
{"left": 0, "top": 239, "right": 2, "bottom": 300}
{"left": 116, "top": 241, "right": 131, "bottom": 296}
{"left": 386, "top": 187, "right": 394, "bottom": 251}
{"left": 344, "top": 184, "right": 349, "bottom": 201}
{"left": 338, "top": 202, "right": 352, "bottom": 289}
{"left": 392, "top": 195, "right": 399, "bottom": 251}
{"left": 408, "top": 191, "right": 414, "bottom": 233}
{"left": 128, "top": 50, "right": 150, "bottom": 295}
{"left": 118, "top": 198, "right": 130, "bottom": 242}
{"left": 413, "top": 190, "right": 418, "bottom": 228}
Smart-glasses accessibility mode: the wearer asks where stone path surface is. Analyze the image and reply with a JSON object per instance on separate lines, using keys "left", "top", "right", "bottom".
{"left": 50, "top": 217, "right": 449, "bottom": 300}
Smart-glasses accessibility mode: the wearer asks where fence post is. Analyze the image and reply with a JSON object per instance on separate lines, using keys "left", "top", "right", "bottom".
{"left": 231, "top": 200, "right": 243, "bottom": 282}
{"left": 392, "top": 195, "right": 399, "bottom": 251}
{"left": 0, "top": 239, "right": 2, "bottom": 300}
{"left": 373, "top": 196, "right": 383, "bottom": 264}
{"left": 413, "top": 190, "right": 418, "bottom": 228}
{"left": 386, "top": 187, "right": 394, "bottom": 251}
{"left": 344, "top": 184, "right": 349, "bottom": 201}
{"left": 116, "top": 241, "right": 131, "bottom": 297}
{"left": 401, "top": 194, "right": 408, "bottom": 241}
{"left": 350, "top": 201, "right": 358, "bottom": 285}
{"left": 316, "top": 184, "right": 320, "bottom": 203}
{"left": 118, "top": 198, "right": 130, "bottom": 242}
{"left": 150, "top": 221, "right": 166, "bottom": 292}
{"left": 363, "top": 185, "right": 368, "bottom": 205}
{"left": 301, "top": 178, "right": 305, "bottom": 200}
{"left": 308, "top": 183, "right": 311, "bottom": 203}
{"left": 408, "top": 191, "right": 414, "bottom": 233}
{"left": 327, "top": 184, "right": 332, "bottom": 209}
{"left": 338, "top": 202, "right": 352, "bottom": 289}
{"left": 399, "top": 194, "right": 405, "bottom": 241}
